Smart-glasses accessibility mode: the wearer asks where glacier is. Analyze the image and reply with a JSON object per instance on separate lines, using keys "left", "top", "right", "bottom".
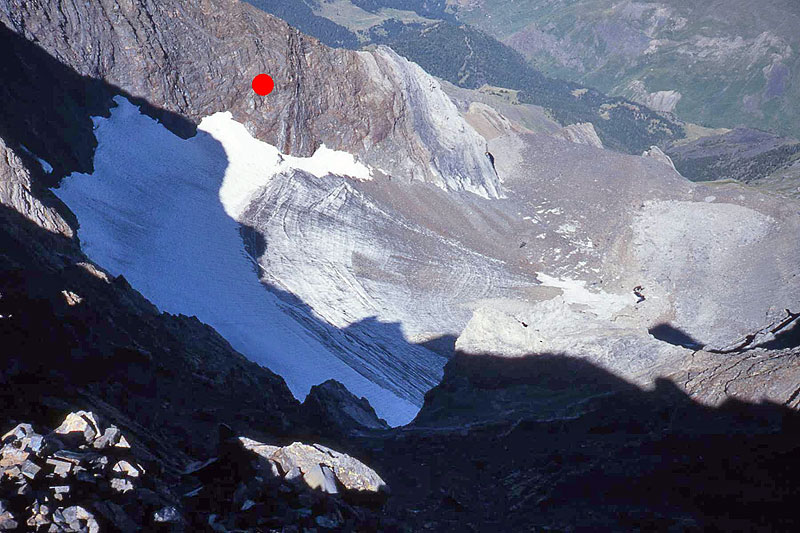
{"left": 54, "top": 97, "right": 419, "bottom": 426}
{"left": 53, "top": 92, "right": 800, "bottom": 427}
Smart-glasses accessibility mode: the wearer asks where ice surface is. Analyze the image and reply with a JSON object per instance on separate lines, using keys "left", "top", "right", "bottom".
{"left": 54, "top": 97, "right": 417, "bottom": 426}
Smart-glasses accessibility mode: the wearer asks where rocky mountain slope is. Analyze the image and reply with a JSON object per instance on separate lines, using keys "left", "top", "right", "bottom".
{"left": 244, "top": 0, "right": 687, "bottom": 154}
{"left": 0, "top": 412, "right": 392, "bottom": 531}
{"left": 1, "top": 0, "right": 498, "bottom": 197}
{"left": 666, "top": 127, "right": 800, "bottom": 188}
{"left": 454, "top": 0, "right": 800, "bottom": 139}
{"left": 5, "top": 0, "right": 800, "bottom": 423}
{"left": 252, "top": 0, "right": 800, "bottom": 197}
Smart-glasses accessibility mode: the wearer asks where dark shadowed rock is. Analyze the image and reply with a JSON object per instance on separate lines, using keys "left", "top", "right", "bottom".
{"left": 0, "top": 413, "right": 171, "bottom": 532}
{"left": 153, "top": 505, "right": 182, "bottom": 524}
{"left": 301, "top": 379, "right": 390, "bottom": 435}
{"left": 0, "top": 411, "right": 392, "bottom": 531}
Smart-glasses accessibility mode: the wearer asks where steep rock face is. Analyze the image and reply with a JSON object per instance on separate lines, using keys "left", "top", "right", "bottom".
{"left": 0, "top": 140, "right": 72, "bottom": 237}
{"left": 553, "top": 122, "right": 603, "bottom": 148}
{"left": 0, "top": 0, "right": 499, "bottom": 197}
{"left": 624, "top": 80, "right": 682, "bottom": 114}
{"left": 362, "top": 47, "right": 501, "bottom": 197}
{"left": 676, "top": 348, "right": 800, "bottom": 409}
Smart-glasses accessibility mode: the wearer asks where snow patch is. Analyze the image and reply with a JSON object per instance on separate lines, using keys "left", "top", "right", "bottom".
{"left": 198, "top": 112, "right": 373, "bottom": 219}
{"left": 18, "top": 144, "right": 53, "bottom": 174}
{"left": 536, "top": 273, "right": 634, "bottom": 320}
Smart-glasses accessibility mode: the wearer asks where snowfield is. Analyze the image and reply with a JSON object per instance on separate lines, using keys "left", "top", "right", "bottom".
{"left": 55, "top": 97, "right": 418, "bottom": 426}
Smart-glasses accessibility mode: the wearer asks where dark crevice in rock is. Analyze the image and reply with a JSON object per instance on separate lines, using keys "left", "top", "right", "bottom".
{"left": 709, "top": 309, "right": 800, "bottom": 353}
{"left": 755, "top": 310, "right": 800, "bottom": 350}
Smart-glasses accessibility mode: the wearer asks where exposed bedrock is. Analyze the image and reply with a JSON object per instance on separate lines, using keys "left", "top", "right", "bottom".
{"left": 0, "top": 0, "right": 499, "bottom": 197}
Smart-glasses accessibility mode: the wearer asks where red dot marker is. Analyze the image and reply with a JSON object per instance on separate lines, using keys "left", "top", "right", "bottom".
{"left": 252, "top": 74, "right": 274, "bottom": 96}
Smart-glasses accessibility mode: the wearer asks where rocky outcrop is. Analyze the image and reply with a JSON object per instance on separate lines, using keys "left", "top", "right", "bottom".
{"left": 301, "top": 380, "right": 390, "bottom": 435}
{"left": 625, "top": 80, "right": 682, "bottom": 114}
{"left": 181, "top": 428, "right": 391, "bottom": 531}
{"left": 677, "top": 348, "right": 800, "bottom": 409}
{"left": 641, "top": 145, "right": 678, "bottom": 171}
{"left": 240, "top": 439, "right": 389, "bottom": 500}
{"left": 554, "top": 122, "right": 603, "bottom": 148}
{"left": 0, "top": 0, "right": 499, "bottom": 197}
{"left": 362, "top": 47, "right": 501, "bottom": 197}
{"left": 0, "top": 139, "right": 72, "bottom": 237}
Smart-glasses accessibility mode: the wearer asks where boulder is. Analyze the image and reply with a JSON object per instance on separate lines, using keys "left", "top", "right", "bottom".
{"left": 54, "top": 411, "right": 102, "bottom": 444}
{"left": 1, "top": 423, "right": 33, "bottom": 443}
{"left": 268, "top": 442, "right": 388, "bottom": 498}
{"left": 303, "top": 463, "right": 338, "bottom": 494}
{"left": 61, "top": 505, "right": 99, "bottom": 533}
{"left": 93, "top": 427, "right": 122, "bottom": 449}
{"left": 554, "top": 122, "right": 604, "bottom": 148}
{"left": 0, "top": 511, "right": 18, "bottom": 531}
{"left": 112, "top": 460, "right": 143, "bottom": 478}
{"left": 0, "top": 446, "right": 29, "bottom": 468}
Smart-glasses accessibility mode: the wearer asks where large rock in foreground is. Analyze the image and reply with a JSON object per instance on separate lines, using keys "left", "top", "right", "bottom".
{"left": 241, "top": 438, "right": 389, "bottom": 500}
{"left": 0, "top": 412, "right": 167, "bottom": 533}
{"left": 0, "top": 412, "right": 393, "bottom": 532}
